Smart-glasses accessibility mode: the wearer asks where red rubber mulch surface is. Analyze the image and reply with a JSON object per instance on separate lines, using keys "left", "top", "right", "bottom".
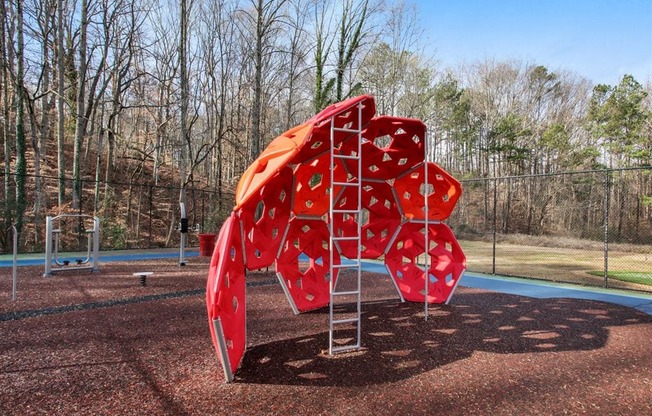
{"left": 1, "top": 258, "right": 651, "bottom": 415}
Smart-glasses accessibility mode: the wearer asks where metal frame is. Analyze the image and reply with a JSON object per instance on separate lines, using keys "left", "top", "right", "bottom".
{"left": 44, "top": 214, "right": 100, "bottom": 277}
{"left": 328, "top": 102, "right": 363, "bottom": 354}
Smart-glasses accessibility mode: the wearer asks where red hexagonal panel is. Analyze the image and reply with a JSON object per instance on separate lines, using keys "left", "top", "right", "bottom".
{"left": 340, "top": 116, "right": 425, "bottom": 180}
{"left": 292, "top": 151, "right": 348, "bottom": 216}
{"left": 384, "top": 222, "right": 466, "bottom": 304}
{"left": 292, "top": 95, "right": 376, "bottom": 164}
{"left": 394, "top": 162, "right": 462, "bottom": 221}
{"left": 275, "top": 218, "right": 339, "bottom": 312}
{"left": 239, "top": 166, "right": 293, "bottom": 270}
{"left": 332, "top": 180, "right": 401, "bottom": 259}
{"left": 206, "top": 212, "right": 246, "bottom": 376}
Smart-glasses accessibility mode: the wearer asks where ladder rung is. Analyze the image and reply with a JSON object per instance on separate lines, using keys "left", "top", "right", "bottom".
{"left": 332, "top": 127, "right": 360, "bottom": 134}
{"left": 332, "top": 290, "right": 360, "bottom": 297}
{"left": 332, "top": 263, "right": 360, "bottom": 269}
{"left": 332, "top": 209, "right": 360, "bottom": 214}
{"left": 331, "top": 344, "right": 361, "bottom": 353}
{"left": 333, "top": 236, "right": 359, "bottom": 241}
{"left": 333, "top": 154, "right": 360, "bottom": 160}
{"left": 331, "top": 317, "right": 360, "bottom": 325}
{"left": 332, "top": 181, "right": 360, "bottom": 187}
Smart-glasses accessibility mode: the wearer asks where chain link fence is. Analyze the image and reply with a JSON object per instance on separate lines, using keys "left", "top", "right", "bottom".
{"left": 0, "top": 172, "right": 235, "bottom": 254}
{"left": 3, "top": 168, "right": 651, "bottom": 294}
{"left": 447, "top": 167, "right": 652, "bottom": 293}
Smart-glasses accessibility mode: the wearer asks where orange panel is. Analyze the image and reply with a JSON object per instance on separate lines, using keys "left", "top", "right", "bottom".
{"left": 235, "top": 123, "right": 313, "bottom": 210}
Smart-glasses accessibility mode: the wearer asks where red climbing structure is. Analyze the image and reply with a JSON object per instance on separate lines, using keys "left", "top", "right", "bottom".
{"left": 206, "top": 95, "right": 466, "bottom": 381}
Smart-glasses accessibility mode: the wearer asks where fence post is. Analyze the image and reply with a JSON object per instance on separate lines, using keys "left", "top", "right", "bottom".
{"left": 148, "top": 183, "right": 153, "bottom": 248}
{"left": 492, "top": 178, "right": 497, "bottom": 275}
{"left": 603, "top": 170, "right": 610, "bottom": 288}
{"left": 78, "top": 179, "right": 84, "bottom": 250}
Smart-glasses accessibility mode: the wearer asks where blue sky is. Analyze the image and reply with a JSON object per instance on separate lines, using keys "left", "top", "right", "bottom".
{"left": 414, "top": 0, "right": 652, "bottom": 86}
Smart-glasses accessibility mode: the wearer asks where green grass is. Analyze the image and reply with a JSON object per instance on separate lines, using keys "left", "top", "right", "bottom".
{"left": 587, "top": 270, "right": 652, "bottom": 286}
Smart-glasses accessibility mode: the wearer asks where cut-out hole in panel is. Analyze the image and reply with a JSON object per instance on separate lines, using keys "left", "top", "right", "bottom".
{"left": 397, "top": 241, "right": 404, "bottom": 250}
{"left": 429, "top": 274, "right": 437, "bottom": 284}
{"left": 381, "top": 229, "right": 388, "bottom": 238}
{"left": 305, "top": 293, "right": 315, "bottom": 301}
{"left": 411, "top": 171, "right": 420, "bottom": 179}
{"left": 301, "top": 224, "right": 311, "bottom": 233}
{"left": 369, "top": 196, "right": 378, "bottom": 206}
{"left": 369, "top": 165, "right": 379, "bottom": 172}
{"left": 398, "top": 157, "right": 407, "bottom": 166}
{"left": 403, "top": 191, "right": 411, "bottom": 200}
{"left": 363, "top": 185, "right": 373, "bottom": 192}
{"left": 255, "top": 249, "right": 262, "bottom": 258}
{"left": 445, "top": 273, "right": 453, "bottom": 284}
{"left": 397, "top": 270, "right": 404, "bottom": 279}
{"left": 442, "top": 194, "right": 449, "bottom": 202}
{"left": 366, "top": 229, "right": 375, "bottom": 239}
{"left": 382, "top": 153, "right": 392, "bottom": 162}
{"left": 361, "top": 208, "right": 370, "bottom": 226}
{"left": 271, "top": 228, "right": 278, "bottom": 239}
{"left": 268, "top": 207, "right": 276, "bottom": 219}
{"left": 279, "top": 189, "right": 287, "bottom": 202}
{"left": 395, "top": 128, "right": 407, "bottom": 135}
{"left": 384, "top": 199, "right": 392, "bottom": 209}
{"left": 419, "top": 183, "right": 435, "bottom": 196}
{"left": 232, "top": 296, "right": 238, "bottom": 313}
{"left": 309, "top": 173, "right": 323, "bottom": 190}
{"left": 436, "top": 174, "right": 444, "bottom": 180}
{"left": 311, "top": 140, "right": 323, "bottom": 149}
{"left": 446, "top": 242, "right": 452, "bottom": 252}
{"left": 375, "top": 135, "right": 392, "bottom": 148}
{"left": 402, "top": 255, "right": 412, "bottom": 265}
{"left": 305, "top": 200, "right": 313, "bottom": 208}
{"left": 229, "top": 247, "right": 236, "bottom": 261}
{"left": 254, "top": 200, "right": 265, "bottom": 222}
{"left": 412, "top": 135, "right": 420, "bottom": 144}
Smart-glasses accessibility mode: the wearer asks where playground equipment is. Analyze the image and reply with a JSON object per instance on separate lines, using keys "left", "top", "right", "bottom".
{"left": 178, "top": 202, "right": 202, "bottom": 265}
{"left": 206, "top": 95, "right": 466, "bottom": 382}
{"left": 179, "top": 202, "right": 188, "bottom": 266}
{"left": 44, "top": 214, "right": 100, "bottom": 277}
{"left": 133, "top": 271, "right": 153, "bottom": 287}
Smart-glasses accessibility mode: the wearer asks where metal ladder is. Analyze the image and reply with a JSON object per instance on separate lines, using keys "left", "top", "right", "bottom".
{"left": 328, "top": 102, "right": 363, "bottom": 354}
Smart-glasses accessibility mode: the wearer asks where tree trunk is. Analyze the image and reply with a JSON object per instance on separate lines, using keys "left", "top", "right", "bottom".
{"left": 72, "top": 0, "right": 88, "bottom": 210}
{"left": 56, "top": 0, "right": 65, "bottom": 205}
{"left": 15, "top": 0, "right": 27, "bottom": 236}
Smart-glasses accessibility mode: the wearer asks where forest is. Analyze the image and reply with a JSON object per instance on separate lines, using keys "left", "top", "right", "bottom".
{"left": 1, "top": 0, "right": 651, "bottom": 252}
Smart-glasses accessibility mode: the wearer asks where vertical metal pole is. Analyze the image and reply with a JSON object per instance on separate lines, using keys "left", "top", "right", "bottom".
{"left": 328, "top": 115, "right": 335, "bottom": 355}
{"left": 201, "top": 190, "right": 205, "bottom": 232}
{"left": 424, "top": 127, "right": 429, "bottom": 321}
{"left": 12, "top": 226, "right": 17, "bottom": 300}
{"left": 78, "top": 179, "right": 83, "bottom": 250}
{"left": 492, "top": 178, "right": 497, "bottom": 275}
{"left": 148, "top": 184, "right": 153, "bottom": 248}
{"left": 603, "top": 170, "right": 610, "bottom": 288}
{"left": 44, "top": 216, "right": 52, "bottom": 277}
{"left": 179, "top": 202, "right": 187, "bottom": 266}
{"left": 92, "top": 217, "right": 100, "bottom": 272}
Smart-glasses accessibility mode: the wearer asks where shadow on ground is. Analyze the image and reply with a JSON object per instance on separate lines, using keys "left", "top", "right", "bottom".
{"left": 236, "top": 290, "right": 652, "bottom": 387}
